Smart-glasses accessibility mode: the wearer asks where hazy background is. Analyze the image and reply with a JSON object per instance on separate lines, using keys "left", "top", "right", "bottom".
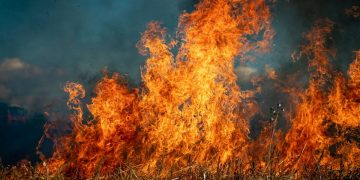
{"left": 0, "top": 0, "right": 359, "bottom": 165}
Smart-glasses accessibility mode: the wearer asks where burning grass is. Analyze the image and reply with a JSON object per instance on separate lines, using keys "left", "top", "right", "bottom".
{"left": 1, "top": 159, "right": 359, "bottom": 179}
{"left": 1, "top": 0, "right": 360, "bottom": 179}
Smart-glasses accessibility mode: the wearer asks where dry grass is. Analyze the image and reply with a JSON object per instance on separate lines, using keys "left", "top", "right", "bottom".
{"left": 1, "top": 159, "right": 359, "bottom": 180}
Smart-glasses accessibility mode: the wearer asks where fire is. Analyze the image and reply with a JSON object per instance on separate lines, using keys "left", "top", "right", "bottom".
{"left": 40, "top": 0, "right": 273, "bottom": 177}
{"left": 36, "top": 0, "right": 360, "bottom": 178}
{"left": 282, "top": 19, "right": 360, "bottom": 174}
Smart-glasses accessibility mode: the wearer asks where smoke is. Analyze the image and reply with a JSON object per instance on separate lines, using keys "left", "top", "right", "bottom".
{"left": 242, "top": 0, "right": 360, "bottom": 129}
{"left": 0, "top": 0, "right": 197, "bottom": 110}
{"left": 0, "top": 0, "right": 198, "bottom": 165}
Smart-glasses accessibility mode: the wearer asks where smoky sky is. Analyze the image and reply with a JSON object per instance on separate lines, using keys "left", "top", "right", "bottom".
{"left": 0, "top": 0, "right": 358, "bottom": 111}
{"left": 0, "top": 0, "right": 198, "bottom": 165}
{"left": 0, "top": 0, "right": 359, "bottom": 165}
{"left": 0, "top": 0, "right": 198, "bottom": 111}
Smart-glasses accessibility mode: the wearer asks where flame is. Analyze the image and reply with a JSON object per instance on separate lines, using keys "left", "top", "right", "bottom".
{"left": 36, "top": 0, "right": 360, "bottom": 178}
{"left": 282, "top": 19, "right": 360, "bottom": 174}
{"left": 40, "top": 0, "right": 273, "bottom": 177}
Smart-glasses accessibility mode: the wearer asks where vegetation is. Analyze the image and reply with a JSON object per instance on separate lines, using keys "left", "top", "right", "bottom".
{"left": 1, "top": 159, "right": 359, "bottom": 179}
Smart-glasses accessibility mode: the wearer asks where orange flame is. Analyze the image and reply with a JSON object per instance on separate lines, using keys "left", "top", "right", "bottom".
{"left": 282, "top": 19, "right": 360, "bottom": 174}
{"left": 41, "top": 0, "right": 273, "bottom": 177}
{"left": 37, "top": 0, "right": 360, "bottom": 178}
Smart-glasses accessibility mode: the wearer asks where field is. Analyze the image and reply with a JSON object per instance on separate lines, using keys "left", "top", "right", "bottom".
{"left": 1, "top": 159, "right": 360, "bottom": 179}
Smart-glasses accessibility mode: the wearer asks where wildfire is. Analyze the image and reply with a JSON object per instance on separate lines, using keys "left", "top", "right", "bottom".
{"left": 282, "top": 19, "right": 360, "bottom": 174}
{"left": 36, "top": 0, "right": 359, "bottom": 178}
